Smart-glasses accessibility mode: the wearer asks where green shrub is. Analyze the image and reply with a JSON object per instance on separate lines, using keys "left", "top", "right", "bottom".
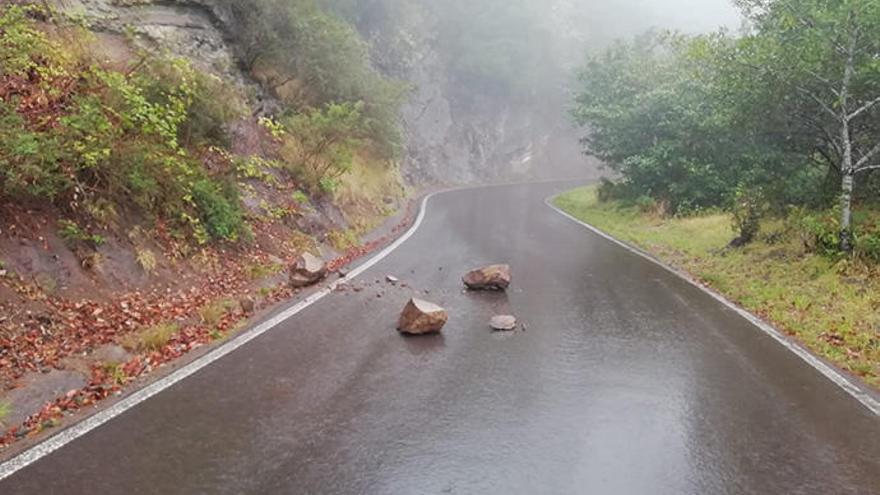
{"left": 58, "top": 219, "right": 105, "bottom": 247}
{"left": 795, "top": 209, "right": 842, "bottom": 258}
{"left": 282, "top": 102, "right": 366, "bottom": 192}
{"left": 730, "top": 186, "right": 769, "bottom": 245}
{"left": 0, "top": 7, "right": 248, "bottom": 245}
{"left": 596, "top": 178, "right": 631, "bottom": 203}
{"left": 190, "top": 178, "right": 245, "bottom": 242}
{"left": 857, "top": 231, "right": 880, "bottom": 262}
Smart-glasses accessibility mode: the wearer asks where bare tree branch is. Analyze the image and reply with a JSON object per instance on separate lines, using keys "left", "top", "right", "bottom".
{"left": 854, "top": 164, "right": 880, "bottom": 173}
{"left": 856, "top": 140, "right": 880, "bottom": 168}
{"left": 847, "top": 95, "right": 880, "bottom": 121}
{"left": 796, "top": 86, "right": 840, "bottom": 120}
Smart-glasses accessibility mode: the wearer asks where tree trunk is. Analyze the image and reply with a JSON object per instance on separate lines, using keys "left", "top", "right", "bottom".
{"left": 840, "top": 171, "right": 854, "bottom": 253}
{"left": 839, "top": 110, "right": 854, "bottom": 252}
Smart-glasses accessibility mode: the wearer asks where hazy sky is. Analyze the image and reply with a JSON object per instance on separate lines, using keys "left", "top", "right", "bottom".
{"left": 555, "top": 0, "right": 742, "bottom": 46}
{"left": 620, "top": 0, "right": 741, "bottom": 32}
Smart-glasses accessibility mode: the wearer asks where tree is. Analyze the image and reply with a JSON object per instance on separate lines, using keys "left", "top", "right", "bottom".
{"left": 736, "top": 0, "right": 880, "bottom": 251}
{"left": 571, "top": 32, "right": 757, "bottom": 213}
{"left": 283, "top": 102, "right": 367, "bottom": 193}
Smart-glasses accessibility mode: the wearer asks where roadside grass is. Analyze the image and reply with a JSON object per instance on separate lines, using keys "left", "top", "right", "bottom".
{"left": 199, "top": 299, "right": 236, "bottom": 328}
{"left": 121, "top": 322, "right": 180, "bottom": 353}
{"left": 0, "top": 401, "right": 10, "bottom": 427}
{"left": 244, "top": 261, "right": 283, "bottom": 281}
{"left": 554, "top": 186, "right": 880, "bottom": 388}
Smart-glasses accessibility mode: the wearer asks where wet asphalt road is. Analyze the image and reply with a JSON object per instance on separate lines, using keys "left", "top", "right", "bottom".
{"left": 2, "top": 181, "right": 879, "bottom": 494}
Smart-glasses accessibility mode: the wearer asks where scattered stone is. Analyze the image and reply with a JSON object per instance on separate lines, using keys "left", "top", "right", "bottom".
{"left": 386, "top": 275, "right": 399, "bottom": 284}
{"left": 338, "top": 268, "right": 349, "bottom": 278}
{"left": 463, "top": 264, "right": 511, "bottom": 291}
{"left": 489, "top": 315, "right": 517, "bottom": 331}
{"left": 239, "top": 297, "right": 256, "bottom": 314}
{"left": 397, "top": 298, "right": 448, "bottom": 335}
{"left": 91, "top": 344, "right": 130, "bottom": 365}
{"left": 289, "top": 252, "right": 327, "bottom": 288}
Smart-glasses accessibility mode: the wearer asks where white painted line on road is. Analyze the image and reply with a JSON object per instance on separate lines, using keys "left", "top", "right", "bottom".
{"left": 545, "top": 196, "right": 880, "bottom": 417}
{"left": 0, "top": 192, "right": 437, "bottom": 481}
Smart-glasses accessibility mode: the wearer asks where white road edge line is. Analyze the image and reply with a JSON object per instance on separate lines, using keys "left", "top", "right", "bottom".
{"left": 545, "top": 195, "right": 880, "bottom": 417}
{"left": 0, "top": 191, "right": 437, "bottom": 481}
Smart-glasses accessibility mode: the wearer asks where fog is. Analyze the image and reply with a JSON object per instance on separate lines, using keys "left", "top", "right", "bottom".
{"left": 583, "top": 0, "right": 742, "bottom": 33}
{"left": 546, "top": 0, "right": 742, "bottom": 69}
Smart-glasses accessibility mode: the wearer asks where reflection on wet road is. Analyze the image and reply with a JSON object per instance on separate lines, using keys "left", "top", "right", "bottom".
{"left": 2, "top": 181, "right": 878, "bottom": 494}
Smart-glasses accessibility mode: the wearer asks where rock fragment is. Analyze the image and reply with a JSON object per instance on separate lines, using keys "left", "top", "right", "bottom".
{"left": 463, "top": 264, "right": 511, "bottom": 291}
{"left": 489, "top": 315, "right": 517, "bottom": 331}
{"left": 397, "top": 298, "right": 448, "bottom": 335}
{"left": 240, "top": 297, "right": 256, "bottom": 314}
{"left": 289, "top": 252, "right": 327, "bottom": 288}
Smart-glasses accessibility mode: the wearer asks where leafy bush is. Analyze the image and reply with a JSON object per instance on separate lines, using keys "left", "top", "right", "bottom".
{"left": 0, "top": 6, "right": 246, "bottom": 243}
{"left": 218, "top": 0, "right": 405, "bottom": 156}
{"left": 190, "top": 178, "right": 246, "bottom": 242}
{"left": 795, "top": 209, "right": 843, "bottom": 258}
{"left": 281, "top": 102, "right": 367, "bottom": 192}
{"left": 730, "top": 186, "right": 769, "bottom": 246}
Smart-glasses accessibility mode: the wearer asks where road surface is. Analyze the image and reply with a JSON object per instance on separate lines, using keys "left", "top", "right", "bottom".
{"left": 2, "top": 181, "right": 878, "bottom": 494}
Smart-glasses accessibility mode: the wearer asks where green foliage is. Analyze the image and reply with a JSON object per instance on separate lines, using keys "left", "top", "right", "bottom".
{"left": 327, "top": 229, "right": 359, "bottom": 251}
{"left": 281, "top": 102, "right": 367, "bottom": 192}
{"left": 58, "top": 219, "right": 105, "bottom": 246}
{"left": 0, "top": 5, "right": 68, "bottom": 81}
{"left": 0, "top": 7, "right": 246, "bottom": 243}
{"left": 291, "top": 190, "right": 309, "bottom": 204}
{"left": 730, "top": 186, "right": 769, "bottom": 245}
{"left": 572, "top": 1, "right": 880, "bottom": 241}
{"left": 0, "top": 401, "right": 10, "bottom": 426}
{"left": 797, "top": 208, "right": 880, "bottom": 262}
{"left": 218, "top": 0, "right": 405, "bottom": 156}
{"left": 190, "top": 178, "right": 245, "bottom": 242}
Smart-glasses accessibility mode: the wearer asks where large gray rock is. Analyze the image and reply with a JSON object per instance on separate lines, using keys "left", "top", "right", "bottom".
{"left": 397, "top": 298, "right": 448, "bottom": 335}
{"left": 289, "top": 252, "right": 327, "bottom": 288}
{"left": 463, "top": 264, "right": 511, "bottom": 291}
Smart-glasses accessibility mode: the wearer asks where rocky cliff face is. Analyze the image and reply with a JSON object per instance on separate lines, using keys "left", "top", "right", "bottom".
{"left": 363, "top": 3, "right": 591, "bottom": 185}
{"left": 54, "top": 0, "right": 593, "bottom": 185}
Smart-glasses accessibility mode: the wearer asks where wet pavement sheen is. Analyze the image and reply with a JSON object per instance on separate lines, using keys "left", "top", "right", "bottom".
{"left": 2, "top": 181, "right": 878, "bottom": 494}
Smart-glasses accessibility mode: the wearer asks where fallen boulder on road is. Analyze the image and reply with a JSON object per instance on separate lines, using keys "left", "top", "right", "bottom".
{"left": 289, "top": 252, "right": 327, "bottom": 288}
{"left": 398, "top": 298, "right": 448, "bottom": 335}
{"left": 489, "top": 315, "right": 517, "bottom": 331}
{"left": 463, "top": 264, "right": 511, "bottom": 291}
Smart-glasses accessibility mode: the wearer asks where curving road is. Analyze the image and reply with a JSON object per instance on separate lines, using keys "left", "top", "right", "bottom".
{"left": 1, "top": 181, "right": 879, "bottom": 494}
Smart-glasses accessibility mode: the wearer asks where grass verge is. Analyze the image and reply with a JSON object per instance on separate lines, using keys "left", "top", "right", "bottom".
{"left": 554, "top": 185, "right": 880, "bottom": 388}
